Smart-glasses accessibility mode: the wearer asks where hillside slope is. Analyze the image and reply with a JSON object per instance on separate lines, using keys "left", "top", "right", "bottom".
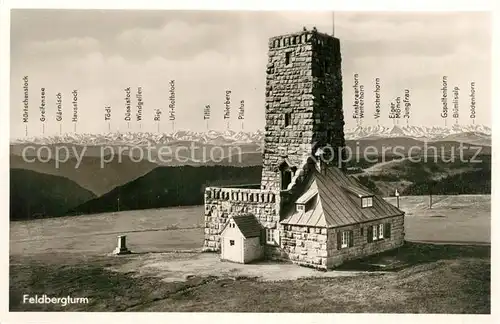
{"left": 354, "top": 155, "right": 491, "bottom": 196}
{"left": 69, "top": 165, "right": 262, "bottom": 215}
{"left": 10, "top": 155, "right": 157, "bottom": 196}
{"left": 10, "top": 169, "right": 96, "bottom": 220}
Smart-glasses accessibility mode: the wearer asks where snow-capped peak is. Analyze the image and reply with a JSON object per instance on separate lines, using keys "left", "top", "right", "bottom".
{"left": 10, "top": 124, "right": 491, "bottom": 146}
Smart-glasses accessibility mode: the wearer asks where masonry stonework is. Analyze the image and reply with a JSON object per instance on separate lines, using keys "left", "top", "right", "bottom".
{"left": 281, "top": 225, "right": 329, "bottom": 269}
{"left": 203, "top": 187, "right": 280, "bottom": 251}
{"left": 261, "top": 31, "right": 345, "bottom": 191}
{"left": 202, "top": 28, "right": 405, "bottom": 269}
{"left": 326, "top": 215, "right": 405, "bottom": 268}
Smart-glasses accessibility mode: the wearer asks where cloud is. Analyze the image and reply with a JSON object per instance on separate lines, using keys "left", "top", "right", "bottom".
{"left": 115, "top": 20, "right": 238, "bottom": 60}
{"left": 9, "top": 11, "right": 492, "bottom": 138}
{"left": 335, "top": 12, "right": 490, "bottom": 58}
{"left": 12, "top": 11, "right": 336, "bottom": 62}
{"left": 10, "top": 9, "right": 168, "bottom": 43}
{"left": 16, "top": 37, "right": 100, "bottom": 59}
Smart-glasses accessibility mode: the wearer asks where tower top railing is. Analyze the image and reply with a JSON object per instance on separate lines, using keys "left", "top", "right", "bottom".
{"left": 268, "top": 29, "right": 339, "bottom": 49}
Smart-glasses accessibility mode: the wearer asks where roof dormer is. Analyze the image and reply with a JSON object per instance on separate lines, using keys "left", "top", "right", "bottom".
{"left": 343, "top": 185, "right": 374, "bottom": 208}
{"left": 296, "top": 203, "right": 305, "bottom": 212}
{"left": 361, "top": 196, "right": 373, "bottom": 208}
{"left": 295, "top": 189, "right": 318, "bottom": 213}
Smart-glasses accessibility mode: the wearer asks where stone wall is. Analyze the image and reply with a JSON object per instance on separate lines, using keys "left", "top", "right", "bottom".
{"left": 261, "top": 30, "right": 345, "bottom": 191}
{"left": 326, "top": 215, "right": 405, "bottom": 268}
{"left": 203, "top": 186, "right": 280, "bottom": 251}
{"left": 280, "top": 224, "right": 329, "bottom": 269}
{"left": 311, "top": 36, "right": 346, "bottom": 167}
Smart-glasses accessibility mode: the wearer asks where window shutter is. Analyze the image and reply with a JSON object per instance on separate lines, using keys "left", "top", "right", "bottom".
{"left": 367, "top": 226, "right": 373, "bottom": 243}
{"left": 385, "top": 223, "right": 391, "bottom": 239}
{"left": 337, "top": 231, "right": 342, "bottom": 250}
{"left": 348, "top": 230, "right": 354, "bottom": 247}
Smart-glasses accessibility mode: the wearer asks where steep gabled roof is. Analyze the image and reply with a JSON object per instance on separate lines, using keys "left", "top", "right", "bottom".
{"left": 281, "top": 166, "right": 404, "bottom": 228}
{"left": 222, "top": 214, "right": 262, "bottom": 238}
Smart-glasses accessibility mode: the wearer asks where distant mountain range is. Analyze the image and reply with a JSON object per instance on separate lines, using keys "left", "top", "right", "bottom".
{"left": 11, "top": 129, "right": 265, "bottom": 146}
{"left": 344, "top": 124, "right": 491, "bottom": 142}
{"left": 10, "top": 124, "right": 491, "bottom": 146}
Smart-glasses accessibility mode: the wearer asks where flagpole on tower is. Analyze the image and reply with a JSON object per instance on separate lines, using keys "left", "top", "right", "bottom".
{"left": 332, "top": 11, "right": 335, "bottom": 36}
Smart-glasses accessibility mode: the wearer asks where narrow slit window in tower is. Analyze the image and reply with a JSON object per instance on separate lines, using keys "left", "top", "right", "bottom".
{"left": 284, "top": 112, "right": 291, "bottom": 127}
{"left": 327, "top": 129, "right": 332, "bottom": 143}
{"left": 285, "top": 51, "right": 292, "bottom": 65}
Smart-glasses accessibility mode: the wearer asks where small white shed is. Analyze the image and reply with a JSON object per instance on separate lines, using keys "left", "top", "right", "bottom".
{"left": 220, "top": 214, "right": 263, "bottom": 264}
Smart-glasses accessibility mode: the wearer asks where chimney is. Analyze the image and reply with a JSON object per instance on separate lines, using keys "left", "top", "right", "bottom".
{"left": 314, "top": 147, "right": 325, "bottom": 172}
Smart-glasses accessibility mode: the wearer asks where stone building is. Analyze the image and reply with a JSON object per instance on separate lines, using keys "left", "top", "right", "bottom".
{"left": 203, "top": 28, "right": 405, "bottom": 269}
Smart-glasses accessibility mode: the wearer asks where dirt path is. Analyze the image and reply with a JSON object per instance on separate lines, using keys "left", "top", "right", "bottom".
{"left": 110, "top": 252, "right": 376, "bottom": 282}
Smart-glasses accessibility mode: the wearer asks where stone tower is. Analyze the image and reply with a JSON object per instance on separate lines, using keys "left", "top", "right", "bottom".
{"left": 260, "top": 29, "right": 345, "bottom": 191}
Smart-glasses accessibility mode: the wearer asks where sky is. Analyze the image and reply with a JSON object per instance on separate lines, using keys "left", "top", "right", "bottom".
{"left": 10, "top": 10, "right": 491, "bottom": 138}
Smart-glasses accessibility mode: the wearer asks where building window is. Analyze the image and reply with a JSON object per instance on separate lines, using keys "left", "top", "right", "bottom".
{"left": 266, "top": 228, "right": 280, "bottom": 245}
{"left": 341, "top": 231, "right": 350, "bottom": 248}
{"left": 362, "top": 197, "right": 373, "bottom": 208}
{"left": 266, "top": 228, "right": 274, "bottom": 244}
{"left": 285, "top": 51, "right": 292, "bottom": 65}
{"left": 284, "top": 112, "right": 291, "bottom": 127}
{"left": 369, "top": 223, "right": 387, "bottom": 242}
{"left": 360, "top": 227, "right": 364, "bottom": 236}
{"left": 378, "top": 224, "right": 384, "bottom": 239}
{"left": 372, "top": 225, "right": 378, "bottom": 241}
{"left": 338, "top": 230, "right": 353, "bottom": 249}
{"left": 296, "top": 204, "right": 305, "bottom": 212}
{"left": 230, "top": 240, "right": 235, "bottom": 246}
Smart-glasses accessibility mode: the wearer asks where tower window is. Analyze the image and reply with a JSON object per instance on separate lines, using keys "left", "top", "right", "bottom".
{"left": 284, "top": 112, "right": 291, "bottom": 127}
{"left": 279, "top": 161, "right": 294, "bottom": 190}
{"left": 281, "top": 170, "right": 292, "bottom": 190}
{"left": 320, "top": 61, "right": 328, "bottom": 77}
{"left": 285, "top": 51, "right": 292, "bottom": 65}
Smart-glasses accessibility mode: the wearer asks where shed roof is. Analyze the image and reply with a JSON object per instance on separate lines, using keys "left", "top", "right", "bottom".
{"left": 281, "top": 166, "right": 404, "bottom": 228}
{"left": 224, "top": 214, "right": 262, "bottom": 238}
{"left": 296, "top": 186, "right": 318, "bottom": 204}
{"left": 343, "top": 185, "right": 374, "bottom": 198}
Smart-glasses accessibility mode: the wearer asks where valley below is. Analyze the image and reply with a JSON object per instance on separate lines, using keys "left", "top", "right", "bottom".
{"left": 9, "top": 132, "right": 492, "bottom": 221}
